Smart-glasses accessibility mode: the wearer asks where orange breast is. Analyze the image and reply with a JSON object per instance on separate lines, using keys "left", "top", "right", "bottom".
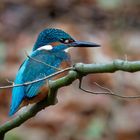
{"left": 52, "top": 60, "right": 71, "bottom": 80}
{"left": 20, "top": 85, "right": 49, "bottom": 108}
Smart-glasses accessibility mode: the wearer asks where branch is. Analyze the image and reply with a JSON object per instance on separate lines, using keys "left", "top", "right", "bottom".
{"left": 0, "top": 67, "right": 73, "bottom": 89}
{"left": 1, "top": 59, "right": 140, "bottom": 89}
{"left": 79, "top": 80, "right": 140, "bottom": 98}
{"left": 0, "top": 59, "right": 140, "bottom": 136}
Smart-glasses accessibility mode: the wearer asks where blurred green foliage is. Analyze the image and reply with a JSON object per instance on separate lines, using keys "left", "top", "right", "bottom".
{"left": 85, "top": 118, "right": 106, "bottom": 139}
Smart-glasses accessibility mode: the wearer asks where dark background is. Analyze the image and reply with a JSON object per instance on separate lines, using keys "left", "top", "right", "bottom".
{"left": 0, "top": 0, "right": 140, "bottom": 140}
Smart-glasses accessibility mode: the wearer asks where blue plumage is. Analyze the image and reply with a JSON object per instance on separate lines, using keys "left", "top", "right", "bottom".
{"left": 9, "top": 28, "right": 100, "bottom": 116}
{"left": 33, "top": 28, "right": 73, "bottom": 51}
{"left": 9, "top": 50, "right": 70, "bottom": 116}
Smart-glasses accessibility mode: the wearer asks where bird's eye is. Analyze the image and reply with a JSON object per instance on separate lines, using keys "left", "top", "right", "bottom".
{"left": 60, "top": 38, "right": 74, "bottom": 44}
{"left": 64, "top": 39, "right": 69, "bottom": 43}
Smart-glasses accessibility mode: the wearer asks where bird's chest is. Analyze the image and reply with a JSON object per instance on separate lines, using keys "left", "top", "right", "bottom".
{"left": 32, "top": 51, "right": 71, "bottom": 80}
{"left": 47, "top": 51, "right": 71, "bottom": 68}
{"left": 50, "top": 52, "right": 71, "bottom": 80}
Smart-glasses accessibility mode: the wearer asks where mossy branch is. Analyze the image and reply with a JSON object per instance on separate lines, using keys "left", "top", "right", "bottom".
{"left": 0, "top": 59, "right": 140, "bottom": 138}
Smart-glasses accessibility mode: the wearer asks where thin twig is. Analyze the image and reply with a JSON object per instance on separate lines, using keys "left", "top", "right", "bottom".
{"left": 0, "top": 52, "right": 73, "bottom": 89}
{"left": 6, "top": 79, "right": 14, "bottom": 85}
{"left": 124, "top": 54, "right": 128, "bottom": 62}
{"left": 79, "top": 78, "right": 140, "bottom": 99}
{"left": 0, "top": 67, "right": 73, "bottom": 89}
{"left": 94, "top": 82, "right": 140, "bottom": 98}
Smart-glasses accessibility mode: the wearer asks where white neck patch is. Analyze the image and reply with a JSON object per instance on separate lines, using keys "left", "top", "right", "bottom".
{"left": 37, "top": 45, "right": 53, "bottom": 51}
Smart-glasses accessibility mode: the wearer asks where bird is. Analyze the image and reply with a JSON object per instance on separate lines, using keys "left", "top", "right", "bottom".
{"left": 9, "top": 28, "right": 100, "bottom": 116}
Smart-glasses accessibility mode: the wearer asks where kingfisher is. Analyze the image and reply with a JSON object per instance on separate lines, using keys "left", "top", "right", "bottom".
{"left": 9, "top": 28, "right": 100, "bottom": 116}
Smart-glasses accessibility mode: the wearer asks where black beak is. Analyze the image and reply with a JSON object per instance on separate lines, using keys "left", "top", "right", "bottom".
{"left": 70, "top": 41, "right": 100, "bottom": 47}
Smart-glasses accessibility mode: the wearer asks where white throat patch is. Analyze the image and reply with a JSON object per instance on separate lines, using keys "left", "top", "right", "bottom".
{"left": 64, "top": 47, "right": 72, "bottom": 52}
{"left": 37, "top": 45, "right": 53, "bottom": 51}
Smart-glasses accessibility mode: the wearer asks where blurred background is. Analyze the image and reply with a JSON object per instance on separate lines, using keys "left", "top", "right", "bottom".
{"left": 0, "top": 0, "right": 140, "bottom": 140}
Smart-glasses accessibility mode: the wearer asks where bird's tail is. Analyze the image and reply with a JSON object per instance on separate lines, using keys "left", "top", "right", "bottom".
{"left": 9, "top": 86, "right": 25, "bottom": 116}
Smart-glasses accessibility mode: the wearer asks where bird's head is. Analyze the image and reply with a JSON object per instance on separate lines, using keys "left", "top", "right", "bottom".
{"left": 33, "top": 28, "right": 100, "bottom": 52}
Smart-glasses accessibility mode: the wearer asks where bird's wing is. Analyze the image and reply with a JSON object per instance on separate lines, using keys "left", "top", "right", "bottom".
{"left": 9, "top": 60, "right": 27, "bottom": 116}
{"left": 23, "top": 50, "right": 71, "bottom": 98}
{"left": 23, "top": 51, "right": 58, "bottom": 98}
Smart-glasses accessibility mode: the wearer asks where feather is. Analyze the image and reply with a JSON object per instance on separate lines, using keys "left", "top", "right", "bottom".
{"left": 9, "top": 62, "right": 26, "bottom": 116}
{"left": 26, "top": 82, "right": 44, "bottom": 98}
{"left": 9, "top": 86, "right": 25, "bottom": 116}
